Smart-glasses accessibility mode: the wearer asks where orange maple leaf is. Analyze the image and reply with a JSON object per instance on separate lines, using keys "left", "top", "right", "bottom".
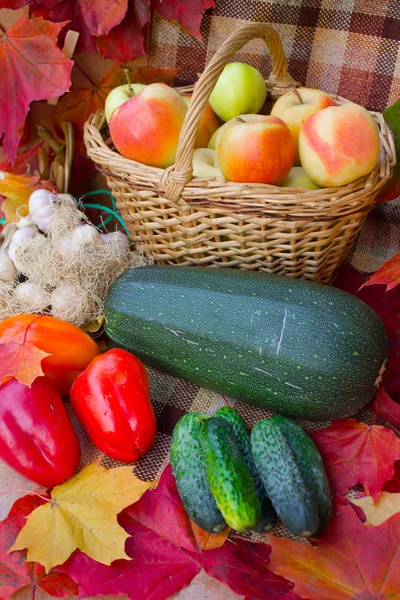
{"left": 0, "top": 341, "right": 51, "bottom": 387}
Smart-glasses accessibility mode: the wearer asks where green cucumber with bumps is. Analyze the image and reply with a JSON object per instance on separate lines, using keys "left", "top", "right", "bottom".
{"left": 215, "top": 406, "right": 277, "bottom": 532}
{"left": 202, "top": 416, "right": 261, "bottom": 532}
{"left": 269, "top": 415, "right": 332, "bottom": 535}
{"left": 170, "top": 412, "right": 226, "bottom": 533}
{"left": 104, "top": 265, "right": 389, "bottom": 421}
{"left": 251, "top": 418, "right": 319, "bottom": 537}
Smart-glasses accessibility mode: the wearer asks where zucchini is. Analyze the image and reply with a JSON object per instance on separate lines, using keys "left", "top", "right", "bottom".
{"left": 251, "top": 418, "right": 319, "bottom": 537}
{"left": 170, "top": 413, "right": 226, "bottom": 533}
{"left": 215, "top": 406, "right": 277, "bottom": 531}
{"left": 268, "top": 415, "right": 332, "bottom": 535}
{"left": 202, "top": 417, "right": 261, "bottom": 532}
{"left": 104, "top": 265, "right": 389, "bottom": 421}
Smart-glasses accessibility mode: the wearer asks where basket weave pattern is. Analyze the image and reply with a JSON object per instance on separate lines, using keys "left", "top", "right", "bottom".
{"left": 84, "top": 24, "right": 396, "bottom": 284}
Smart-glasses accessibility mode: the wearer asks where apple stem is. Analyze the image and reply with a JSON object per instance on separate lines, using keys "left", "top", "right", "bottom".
{"left": 292, "top": 88, "right": 303, "bottom": 104}
{"left": 236, "top": 117, "right": 246, "bottom": 123}
{"left": 124, "top": 68, "right": 135, "bottom": 97}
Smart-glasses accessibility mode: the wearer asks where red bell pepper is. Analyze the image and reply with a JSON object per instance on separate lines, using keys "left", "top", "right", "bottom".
{"left": 0, "top": 378, "right": 80, "bottom": 486}
{"left": 69, "top": 348, "right": 156, "bottom": 463}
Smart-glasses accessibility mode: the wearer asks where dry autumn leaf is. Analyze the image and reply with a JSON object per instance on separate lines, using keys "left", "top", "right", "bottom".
{"left": 268, "top": 502, "right": 400, "bottom": 600}
{"left": 0, "top": 13, "right": 73, "bottom": 162}
{"left": 10, "top": 463, "right": 156, "bottom": 572}
{"left": 352, "top": 492, "right": 400, "bottom": 526}
{"left": 361, "top": 252, "right": 400, "bottom": 292}
{"left": 0, "top": 341, "right": 51, "bottom": 388}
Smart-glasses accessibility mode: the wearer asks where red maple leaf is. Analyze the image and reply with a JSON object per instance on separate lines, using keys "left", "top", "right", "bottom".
{"left": 127, "top": 463, "right": 230, "bottom": 552}
{"left": 310, "top": 418, "right": 400, "bottom": 501}
{"left": 80, "top": 0, "right": 128, "bottom": 36}
{"left": 373, "top": 387, "right": 400, "bottom": 429}
{"left": 95, "top": 0, "right": 151, "bottom": 62}
{"left": 0, "top": 13, "right": 73, "bottom": 163}
{"left": 268, "top": 502, "right": 400, "bottom": 600}
{"left": 361, "top": 252, "right": 400, "bottom": 292}
{"left": 150, "top": 0, "right": 215, "bottom": 40}
{"left": 0, "top": 494, "right": 78, "bottom": 599}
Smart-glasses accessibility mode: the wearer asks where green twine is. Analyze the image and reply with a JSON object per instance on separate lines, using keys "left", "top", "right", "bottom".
{"left": 0, "top": 218, "right": 6, "bottom": 225}
{"left": 79, "top": 189, "right": 131, "bottom": 240}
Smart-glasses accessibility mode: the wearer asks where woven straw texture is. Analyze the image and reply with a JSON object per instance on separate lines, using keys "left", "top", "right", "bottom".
{"left": 84, "top": 21, "right": 396, "bottom": 284}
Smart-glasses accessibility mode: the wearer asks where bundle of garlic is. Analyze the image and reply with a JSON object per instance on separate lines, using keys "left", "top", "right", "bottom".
{"left": 0, "top": 191, "right": 152, "bottom": 327}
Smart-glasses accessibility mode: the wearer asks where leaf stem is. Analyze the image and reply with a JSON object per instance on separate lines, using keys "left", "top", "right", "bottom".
{"left": 0, "top": 489, "right": 50, "bottom": 501}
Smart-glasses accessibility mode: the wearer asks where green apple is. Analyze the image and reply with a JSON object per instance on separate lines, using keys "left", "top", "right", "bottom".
{"left": 105, "top": 83, "right": 146, "bottom": 123}
{"left": 280, "top": 166, "right": 320, "bottom": 189}
{"left": 192, "top": 148, "right": 223, "bottom": 178}
{"left": 209, "top": 62, "right": 267, "bottom": 122}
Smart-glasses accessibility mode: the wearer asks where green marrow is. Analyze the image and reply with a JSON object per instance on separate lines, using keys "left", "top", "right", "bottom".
{"left": 104, "top": 265, "right": 389, "bottom": 421}
{"left": 170, "top": 412, "right": 226, "bottom": 533}
{"left": 268, "top": 415, "right": 332, "bottom": 535}
{"left": 215, "top": 406, "right": 277, "bottom": 531}
{"left": 251, "top": 418, "right": 319, "bottom": 537}
{"left": 202, "top": 417, "right": 261, "bottom": 532}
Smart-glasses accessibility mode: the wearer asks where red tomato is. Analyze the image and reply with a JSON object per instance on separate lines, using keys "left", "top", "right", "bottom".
{"left": 0, "top": 378, "right": 80, "bottom": 486}
{"left": 69, "top": 349, "right": 156, "bottom": 463}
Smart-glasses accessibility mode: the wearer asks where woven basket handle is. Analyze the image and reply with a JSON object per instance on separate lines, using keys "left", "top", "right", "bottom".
{"left": 163, "top": 22, "right": 300, "bottom": 204}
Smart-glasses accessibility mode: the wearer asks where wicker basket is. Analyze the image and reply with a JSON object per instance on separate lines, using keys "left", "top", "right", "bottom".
{"left": 83, "top": 23, "right": 396, "bottom": 284}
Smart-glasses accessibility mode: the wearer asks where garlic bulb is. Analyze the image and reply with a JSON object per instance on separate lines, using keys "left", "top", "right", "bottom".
{"left": 70, "top": 224, "right": 104, "bottom": 247}
{"left": 28, "top": 189, "right": 56, "bottom": 232}
{"left": 14, "top": 281, "right": 49, "bottom": 311}
{"left": 16, "top": 205, "right": 36, "bottom": 229}
{"left": 101, "top": 231, "right": 130, "bottom": 250}
{"left": 57, "top": 239, "right": 79, "bottom": 262}
{"left": 8, "top": 228, "right": 40, "bottom": 263}
{"left": 0, "top": 251, "right": 17, "bottom": 283}
{"left": 51, "top": 284, "right": 79, "bottom": 320}
{"left": 0, "top": 223, "right": 18, "bottom": 252}
{"left": 8, "top": 227, "right": 40, "bottom": 264}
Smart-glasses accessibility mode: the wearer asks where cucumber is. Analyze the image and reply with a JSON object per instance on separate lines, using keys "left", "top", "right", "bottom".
{"left": 170, "top": 412, "right": 226, "bottom": 533}
{"left": 268, "top": 415, "right": 332, "bottom": 535}
{"left": 215, "top": 406, "right": 277, "bottom": 532}
{"left": 251, "top": 418, "right": 319, "bottom": 537}
{"left": 104, "top": 265, "right": 389, "bottom": 421}
{"left": 202, "top": 416, "right": 261, "bottom": 532}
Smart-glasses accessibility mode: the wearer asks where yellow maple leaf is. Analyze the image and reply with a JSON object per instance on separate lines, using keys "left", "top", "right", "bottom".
{"left": 10, "top": 463, "right": 156, "bottom": 572}
{"left": 352, "top": 492, "right": 400, "bottom": 526}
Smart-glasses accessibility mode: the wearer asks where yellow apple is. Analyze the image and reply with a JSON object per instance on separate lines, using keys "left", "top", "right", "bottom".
{"left": 192, "top": 148, "right": 223, "bottom": 178}
{"left": 281, "top": 166, "right": 320, "bottom": 189}
{"left": 271, "top": 88, "right": 337, "bottom": 164}
{"left": 209, "top": 62, "right": 267, "bottom": 122}
{"left": 105, "top": 83, "right": 146, "bottom": 123}
{"left": 298, "top": 103, "right": 381, "bottom": 187}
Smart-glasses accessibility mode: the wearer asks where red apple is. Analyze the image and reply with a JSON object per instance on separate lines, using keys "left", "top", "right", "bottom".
{"left": 299, "top": 103, "right": 381, "bottom": 187}
{"left": 271, "top": 88, "right": 337, "bottom": 164}
{"left": 109, "top": 83, "right": 188, "bottom": 168}
{"left": 215, "top": 114, "right": 295, "bottom": 184}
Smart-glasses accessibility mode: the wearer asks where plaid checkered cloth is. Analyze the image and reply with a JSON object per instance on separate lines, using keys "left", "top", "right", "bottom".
{"left": 149, "top": 0, "right": 400, "bottom": 113}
